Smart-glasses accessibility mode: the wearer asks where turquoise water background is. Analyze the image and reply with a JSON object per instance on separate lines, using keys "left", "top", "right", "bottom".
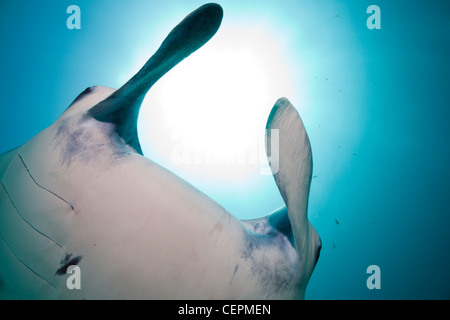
{"left": 0, "top": 0, "right": 449, "bottom": 299}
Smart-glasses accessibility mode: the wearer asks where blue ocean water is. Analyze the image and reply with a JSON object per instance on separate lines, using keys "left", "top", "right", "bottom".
{"left": 0, "top": 0, "right": 449, "bottom": 299}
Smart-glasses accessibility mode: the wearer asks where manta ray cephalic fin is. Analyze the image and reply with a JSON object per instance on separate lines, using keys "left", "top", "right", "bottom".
{"left": 87, "top": 3, "right": 223, "bottom": 155}
{"left": 265, "top": 98, "right": 321, "bottom": 267}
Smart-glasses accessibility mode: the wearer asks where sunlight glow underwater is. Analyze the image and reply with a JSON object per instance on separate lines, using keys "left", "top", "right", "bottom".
{"left": 116, "top": 2, "right": 364, "bottom": 223}
{"left": 138, "top": 24, "right": 295, "bottom": 182}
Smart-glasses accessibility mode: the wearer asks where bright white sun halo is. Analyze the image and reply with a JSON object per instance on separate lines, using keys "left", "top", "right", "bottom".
{"left": 137, "top": 24, "right": 295, "bottom": 182}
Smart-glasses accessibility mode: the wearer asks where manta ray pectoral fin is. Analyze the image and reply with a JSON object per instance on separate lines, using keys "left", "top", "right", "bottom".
{"left": 87, "top": 3, "right": 223, "bottom": 155}
{"left": 266, "top": 98, "right": 321, "bottom": 265}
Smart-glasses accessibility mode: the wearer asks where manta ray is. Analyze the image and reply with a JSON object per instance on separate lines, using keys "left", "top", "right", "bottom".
{"left": 0, "top": 3, "right": 321, "bottom": 299}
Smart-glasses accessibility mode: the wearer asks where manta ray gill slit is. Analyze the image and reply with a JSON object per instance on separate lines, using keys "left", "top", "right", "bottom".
{"left": 17, "top": 153, "right": 76, "bottom": 213}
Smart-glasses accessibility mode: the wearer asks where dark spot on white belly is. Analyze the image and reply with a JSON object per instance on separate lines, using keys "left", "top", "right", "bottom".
{"left": 55, "top": 253, "right": 82, "bottom": 276}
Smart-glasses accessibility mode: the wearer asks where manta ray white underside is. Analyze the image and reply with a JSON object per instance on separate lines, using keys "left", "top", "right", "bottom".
{"left": 0, "top": 3, "right": 321, "bottom": 299}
